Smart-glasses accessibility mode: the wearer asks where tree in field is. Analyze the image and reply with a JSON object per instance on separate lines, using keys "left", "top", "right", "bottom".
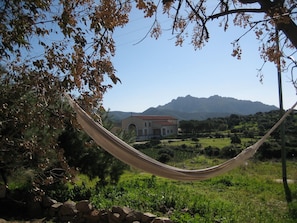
{"left": 0, "top": 0, "right": 131, "bottom": 189}
{"left": 1, "top": 0, "right": 131, "bottom": 104}
{"left": 0, "top": 67, "right": 73, "bottom": 189}
{"left": 59, "top": 110, "right": 128, "bottom": 186}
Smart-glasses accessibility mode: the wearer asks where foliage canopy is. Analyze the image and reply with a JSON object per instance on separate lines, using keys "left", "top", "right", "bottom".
{"left": 1, "top": 0, "right": 297, "bottom": 101}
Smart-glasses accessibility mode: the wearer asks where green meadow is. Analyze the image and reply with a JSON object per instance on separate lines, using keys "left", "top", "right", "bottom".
{"left": 69, "top": 153, "right": 297, "bottom": 223}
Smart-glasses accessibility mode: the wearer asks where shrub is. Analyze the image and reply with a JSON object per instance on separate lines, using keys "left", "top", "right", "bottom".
{"left": 71, "top": 183, "right": 92, "bottom": 201}
{"left": 157, "top": 148, "right": 174, "bottom": 163}
{"left": 214, "top": 133, "right": 224, "bottom": 138}
{"left": 45, "top": 183, "right": 73, "bottom": 202}
{"left": 150, "top": 139, "right": 161, "bottom": 146}
{"left": 256, "top": 142, "right": 281, "bottom": 160}
{"left": 180, "top": 144, "right": 187, "bottom": 149}
{"left": 203, "top": 146, "right": 220, "bottom": 157}
{"left": 134, "top": 143, "right": 149, "bottom": 150}
{"left": 230, "top": 134, "right": 241, "bottom": 144}
{"left": 287, "top": 147, "right": 297, "bottom": 158}
{"left": 191, "top": 137, "right": 199, "bottom": 142}
{"left": 220, "top": 145, "right": 242, "bottom": 158}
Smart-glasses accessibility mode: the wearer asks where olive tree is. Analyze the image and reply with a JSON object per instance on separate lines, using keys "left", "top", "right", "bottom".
{"left": 0, "top": 0, "right": 131, "bottom": 192}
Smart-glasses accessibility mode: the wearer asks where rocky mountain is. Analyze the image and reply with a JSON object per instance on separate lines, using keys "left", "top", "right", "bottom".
{"left": 108, "top": 95, "right": 278, "bottom": 122}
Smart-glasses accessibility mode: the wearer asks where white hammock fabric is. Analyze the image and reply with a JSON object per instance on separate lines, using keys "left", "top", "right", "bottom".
{"left": 66, "top": 95, "right": 297, "bottom": 181}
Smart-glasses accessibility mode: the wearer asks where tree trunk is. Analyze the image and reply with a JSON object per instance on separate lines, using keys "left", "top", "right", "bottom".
{"left": 255, "top": 0, "right": 297, "bottom": 48}
{"left": 276, "top": 29, "right": 292, "bottom": 203}
{"left": 276, "top": 18, "right": 297, "bottom": 49}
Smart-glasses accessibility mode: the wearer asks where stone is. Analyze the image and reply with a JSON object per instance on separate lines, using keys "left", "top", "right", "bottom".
{"left": 98, "top": 209, "right": 109, "bottom": 223}
{"left": 3, "top": 193, "right": 174, "bottom": 223}
{"left": 48, "top": 202, "right": 63, "bottom": 218}
{"left": 112, "top": 206, "right": 133, "bottom": 216}
{"left": 152, "top": 217, "right": 173, "bottom": 223}
{"left": 108, "top": 206, "right": 133, "bottom": 223}
{"left": 108, "top": 211, "right": 122, "bottom": 223}
{"left": 58, "top": 200, "right": 78, "bottom": 222}
{"left": 42, "top": 195, "right": 57, "bottom": 208}
{"left": 125, "top": 211, "right": 143, "bottom": 223}
{"left": 141, "top": 212, "right": 157, "bottom": 222}
{"left": 76, "top": 200, "right": 93, "bottom": 214}
{"left": 59, "top": 200, "right": 78, "bottom": 216}
{"left": 85, "top": 210, "right": 101, "bottom": 223}
{"left": 0, "top": 185, "right": 6, "bottom": 198}
{"left": 30, "top": 218, "right": 47, "bottom": 223}
{"left": 26, "top": 195, "right": 43, "bottom": 218}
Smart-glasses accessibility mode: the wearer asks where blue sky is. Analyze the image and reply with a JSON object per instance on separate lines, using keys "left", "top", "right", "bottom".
{"left": 102, "top": 8, "right": 297, "bottom": 112}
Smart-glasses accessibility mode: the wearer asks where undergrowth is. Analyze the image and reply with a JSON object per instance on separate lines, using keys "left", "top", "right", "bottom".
{"left": 41, "top": 156, "right": 297, "bottom": 223}
{"left": 86, "top": 160, "right": 297, "bottom": 223}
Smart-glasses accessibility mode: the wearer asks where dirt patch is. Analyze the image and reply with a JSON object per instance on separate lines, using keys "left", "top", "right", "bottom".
{"left": 274, "top": 179, "right": 295, "bottom": 184}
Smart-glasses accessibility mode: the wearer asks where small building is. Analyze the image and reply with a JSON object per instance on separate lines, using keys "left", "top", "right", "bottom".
{"left": 122, "top": 115, "right": 178, "bottom": 141}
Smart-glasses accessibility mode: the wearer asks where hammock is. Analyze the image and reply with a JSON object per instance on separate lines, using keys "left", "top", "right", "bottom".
{"left": 66, "top": 95, "right": 297, "bottom": 181}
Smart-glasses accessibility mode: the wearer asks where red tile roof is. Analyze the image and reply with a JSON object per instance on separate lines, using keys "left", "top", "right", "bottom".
{"left": 132, "top": 115, "right": 177, "bottom": 120}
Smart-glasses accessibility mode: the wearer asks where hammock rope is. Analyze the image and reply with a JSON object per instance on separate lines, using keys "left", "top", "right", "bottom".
{"left": 66, "top": 95, "right": 297, "bottom": 181}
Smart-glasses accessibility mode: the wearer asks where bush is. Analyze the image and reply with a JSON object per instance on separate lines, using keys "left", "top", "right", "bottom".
{"left": 150, "top": 139, "right": 161, "bottom": 146}
{"left": 287, "top": 147, "right": 297, "bottom": 158}
{"left": 157, "top": 148, "right": 174, "bottom": 163}
{"left": 230, "top": 134, "right": 241, "bottom": 144}
{"left": 191, "top": 137, "right": 199, "bottom": 142}
{"left": 256, "top": 142, "right": 281, "bottom": 160}
{"left": 157, "top": 154, "right": 172, "bottom": 163}
{"left": 45, "top": 183, "right": 72, "bottom": 202}
{"left": 203, "top": 146, "right": 220, "bottom": 157}
{"left": 180, "top": 144, "right": 187, "bottom": 149}
{"left": 220, "top": 145, "right": 242, "bottom": 158}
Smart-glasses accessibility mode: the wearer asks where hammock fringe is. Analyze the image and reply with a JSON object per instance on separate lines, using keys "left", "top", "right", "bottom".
{"left": 66, "top": 94, "right": 297, "bottom": 181}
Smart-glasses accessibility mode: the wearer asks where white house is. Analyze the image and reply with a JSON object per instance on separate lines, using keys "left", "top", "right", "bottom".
{"left": 122, "top": 115, "right": 178, "bottom": 141}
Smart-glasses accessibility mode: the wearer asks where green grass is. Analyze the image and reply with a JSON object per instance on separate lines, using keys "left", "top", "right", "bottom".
{"left": 88, "top": 160, "right": 297, "bottom": 223}
{"left": 50, "top": 136, "right": 297, "bottom": 223}
{"left": 199, "top": 137, "right": 232, "bottom": 148}
{"left": 9, "top": 136, "right": 295, "bottom": 223}
{"left": 164, "top": 137, "right": 256, "bottom": 149}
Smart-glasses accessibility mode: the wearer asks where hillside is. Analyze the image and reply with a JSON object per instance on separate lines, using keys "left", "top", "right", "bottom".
{"left": 156, "top": 95, "right": 277, "bottom": 114}
{"left": 108, "top": 95, "right": 278, "bottom": 121}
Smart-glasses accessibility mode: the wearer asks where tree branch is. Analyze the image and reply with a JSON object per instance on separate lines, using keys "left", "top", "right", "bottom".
{"left": 232, "top": 21, "right": 260, "bottom": 43}
{"left": 172, "top": 0, "right": 183, "bottom": 34}
{"left": 238, "top": 0, "right": 259, "bottom": 3}
{"left": 209, "top": 8, "right": 265, "bottom": 20}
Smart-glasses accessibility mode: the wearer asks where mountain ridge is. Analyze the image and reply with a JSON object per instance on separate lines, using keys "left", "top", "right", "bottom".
{"left": 108, "top": 95, "right": 278, "bottom": 122}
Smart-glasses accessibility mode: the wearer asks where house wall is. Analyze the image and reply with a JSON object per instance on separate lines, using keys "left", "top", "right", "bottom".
{"left": 122, "top": 116, "right": 178, "bottom": 141}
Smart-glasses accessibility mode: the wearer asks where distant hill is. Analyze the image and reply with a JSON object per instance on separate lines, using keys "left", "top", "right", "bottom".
{"left": 108, "top": 95, "right": 278, "bottom": 122}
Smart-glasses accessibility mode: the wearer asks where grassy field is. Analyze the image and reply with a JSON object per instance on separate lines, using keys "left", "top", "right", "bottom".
{"left": 42, "top": 135, "right": 297, "bottom": 222}
{"left": 162, "top": 137, "right": 256, "bottom": 149}
{"left": 21, "top": 134, "right": 295, "bottom": 223}
{"left": 85, "top": 157, "right": 297, "bottom": 223}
